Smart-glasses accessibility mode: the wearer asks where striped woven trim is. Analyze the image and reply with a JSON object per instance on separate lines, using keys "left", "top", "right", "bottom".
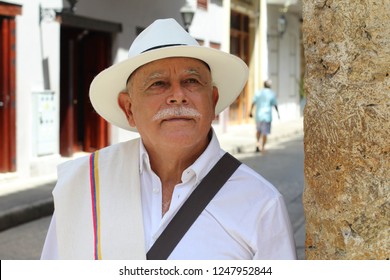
{"left": 89, "top": 151, "right": 102, "bottom": 260}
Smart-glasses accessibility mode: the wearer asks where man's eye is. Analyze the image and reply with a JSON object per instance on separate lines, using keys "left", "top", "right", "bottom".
{"left": 185, "top": 78, "right": 199, "bottom": 84}
{"left": 150, "top": 81, "right": 165, "bottom": 87}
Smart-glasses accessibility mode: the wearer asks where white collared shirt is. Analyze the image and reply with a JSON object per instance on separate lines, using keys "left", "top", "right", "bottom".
{"left": 139, "top": 131, "right": 296, "bottom": 259}
{"left": 41, "top": 130, "right": 296, "bottom": 259}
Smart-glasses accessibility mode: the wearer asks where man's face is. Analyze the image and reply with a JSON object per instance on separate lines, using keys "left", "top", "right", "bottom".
{"left": 119, "top": 57, "right": 219, "bottom": 150}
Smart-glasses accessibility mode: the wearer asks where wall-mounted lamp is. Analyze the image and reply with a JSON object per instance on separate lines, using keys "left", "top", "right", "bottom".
{"left": 180, "top": 1, "right": 195, "bottom": 32}
{"left": 278, "top": 14, "right": 287, "bottom": 37}
{"left": 40, "top": 0, "right": 78, "bottom": 23}
{"left": 64, "top": 0, "right": 78, "bottom": 14}
{"left": 40, "top": 5, "right": 57, "bottom": 23}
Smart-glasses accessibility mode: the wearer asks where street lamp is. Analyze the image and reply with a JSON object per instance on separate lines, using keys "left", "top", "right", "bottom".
{"left": 180, "top": 1, "right": 195, "bottom": 32}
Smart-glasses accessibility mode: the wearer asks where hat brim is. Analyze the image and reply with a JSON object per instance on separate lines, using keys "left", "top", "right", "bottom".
{"left": 89, "top": 45, "right": 248, "bottom": 131}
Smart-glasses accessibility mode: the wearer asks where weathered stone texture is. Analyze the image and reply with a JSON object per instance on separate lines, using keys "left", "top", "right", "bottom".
{"left": 302, "top": 0, "right": 390, "bottom": 259}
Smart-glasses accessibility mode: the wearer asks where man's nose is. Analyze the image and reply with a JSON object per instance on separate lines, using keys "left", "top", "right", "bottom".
{"left": 167, "top": 83, "right": 189, "bottom": 105}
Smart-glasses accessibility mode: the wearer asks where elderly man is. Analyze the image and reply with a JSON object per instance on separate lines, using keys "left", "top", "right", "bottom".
{"left": 41, "top": 19, "right": 296, "bottom": 260}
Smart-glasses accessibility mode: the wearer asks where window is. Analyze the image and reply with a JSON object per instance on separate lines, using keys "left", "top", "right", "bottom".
{"left": 196, "top": 39, "right": 205, "bottom": 46}
{"left": 210, "top": 42, "right": 221, "bottom": 49}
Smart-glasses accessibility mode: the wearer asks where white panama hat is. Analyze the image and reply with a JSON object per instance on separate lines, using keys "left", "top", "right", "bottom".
{"left": 89, "top": 18, "right": 249, "bottom": 131}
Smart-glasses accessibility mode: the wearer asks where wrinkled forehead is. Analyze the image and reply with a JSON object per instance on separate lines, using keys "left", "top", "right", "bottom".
{"left": 126, "top": 57, "right": 211, "bottom": 85}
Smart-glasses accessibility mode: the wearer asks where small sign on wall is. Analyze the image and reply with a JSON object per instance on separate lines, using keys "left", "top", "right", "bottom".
{"left": 32, "top": 91, "right": 58, "bottom": 156}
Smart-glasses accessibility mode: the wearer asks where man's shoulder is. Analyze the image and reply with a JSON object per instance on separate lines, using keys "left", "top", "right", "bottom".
{"left": 257, "top": 88, "right": 274, "bottom": 97}
{"left": 230, "top": 162, "right": 282, "bottom": 197}
{"left": 212, "top": 161, "right": 283, "bottom": 216}
{"left": 263, "top": 88, "right": 275, "bottom": 95}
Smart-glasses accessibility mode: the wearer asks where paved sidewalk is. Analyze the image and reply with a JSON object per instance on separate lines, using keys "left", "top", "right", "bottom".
{"left": 0, "top": 118, "right": 303, "bottom": 231}
{"left": 215, "top": 117, "right": 304, "bottom": 154}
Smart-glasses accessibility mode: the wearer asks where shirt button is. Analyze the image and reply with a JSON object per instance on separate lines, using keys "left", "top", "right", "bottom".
{"left": 153, "top": 187, "right": 159, "bottom": 193}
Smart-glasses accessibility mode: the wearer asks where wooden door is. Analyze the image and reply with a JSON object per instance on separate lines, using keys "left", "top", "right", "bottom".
{"left": 60, "top": 27, "right": 110, "bottom": 157}
{"left": 0, "top": 17, "right": 16, "bottom": 172}
{"left": 230, "top": 11, "right": 250, "bottom": 124}
{"left": 80, "top": 32, "right": 110, "bottom": 152}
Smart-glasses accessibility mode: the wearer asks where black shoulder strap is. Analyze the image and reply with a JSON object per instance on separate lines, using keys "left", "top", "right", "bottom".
{"left": 146, "top": 152, "right": 241, "bottom": 260}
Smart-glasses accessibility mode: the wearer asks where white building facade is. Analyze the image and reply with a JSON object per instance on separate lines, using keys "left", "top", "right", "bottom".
{"left": 0, "top": 0, "right": 302, "bottom": 188}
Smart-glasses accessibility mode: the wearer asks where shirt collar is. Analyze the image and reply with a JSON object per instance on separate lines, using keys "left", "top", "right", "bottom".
{"left": 139, "top": 141, "right": 151, "bottom": 174}
{"left": 139, "top": 129, "right": 222, "bottom": 185}
{"left": 184, "top": 129, "right": 222, "bottom": 185}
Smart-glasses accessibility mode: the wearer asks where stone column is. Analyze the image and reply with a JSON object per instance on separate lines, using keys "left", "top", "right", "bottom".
{"left": 302, "top": 0, "right": 390, "bottom": 259}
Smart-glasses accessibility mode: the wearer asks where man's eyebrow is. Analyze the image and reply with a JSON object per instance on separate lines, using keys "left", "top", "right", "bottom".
{"left": 184, "top": 63, "right": 211, "bottom": 76}
{"left": 141, "top": 71, "right": 165, "bottom": 87}
{"left": 126, "top": 68, "right": 165, "bottom": 88}
{"left": 184, "top": 67, "right": 211, "bottom": 84}
{"left": 147, "top": 71, "right": 165, "bottom": 80}
{"left": 184, "top": 68, "right": 201, "bottom": 76}
{"left": 127, "top": 61, "right": 211, "bottom": 85}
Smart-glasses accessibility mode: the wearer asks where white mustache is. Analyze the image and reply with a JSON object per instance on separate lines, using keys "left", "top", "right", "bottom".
{"left": 152, "top": 107, "right": 202, "bottom": 121}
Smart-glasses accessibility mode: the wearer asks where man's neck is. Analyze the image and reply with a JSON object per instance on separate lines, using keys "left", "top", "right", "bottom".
{"left": 148, "top": 145, "right": 206, "bottom": 216}
{"left": 144, "top": 129, "right": 213, "bottom": 183}
{"left": 149, "top": 143, "right": 206, "bottom": 183}
{"left": 144, "top": 132, "right": 212, "bottom": 215}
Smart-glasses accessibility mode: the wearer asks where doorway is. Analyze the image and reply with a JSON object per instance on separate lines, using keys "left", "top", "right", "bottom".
{"left": 0, "top": 16, "right": 16, "bottom": 172}
{"left": 60, "top": 26, "right": 111, "bottom": 157}
{"left": 230, "top": 10, "right": 250, "bottom": 124}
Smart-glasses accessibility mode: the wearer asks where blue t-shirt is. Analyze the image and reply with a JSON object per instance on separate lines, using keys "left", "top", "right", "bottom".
{"left": 252, "top": 88, "right": 277, "bottom": 122}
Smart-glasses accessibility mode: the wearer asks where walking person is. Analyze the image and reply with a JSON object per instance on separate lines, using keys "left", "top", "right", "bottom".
{"left": 41, "top": 19, "right": 296, "bottom": 260}
{"left": 249, "top": 80, "right": 280, "bottom": 153}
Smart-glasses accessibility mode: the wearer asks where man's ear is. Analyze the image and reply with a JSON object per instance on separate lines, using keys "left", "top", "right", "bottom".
{"left": 212, "top": 86, "right": 219, "bottom": 109}
{"left": 118, "top": 92, "right": 136, "bottom": 127}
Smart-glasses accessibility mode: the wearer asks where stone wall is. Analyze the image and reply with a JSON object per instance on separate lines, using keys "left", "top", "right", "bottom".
{"left": 302, "top": 0, "right": 390, "bottom": 259}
